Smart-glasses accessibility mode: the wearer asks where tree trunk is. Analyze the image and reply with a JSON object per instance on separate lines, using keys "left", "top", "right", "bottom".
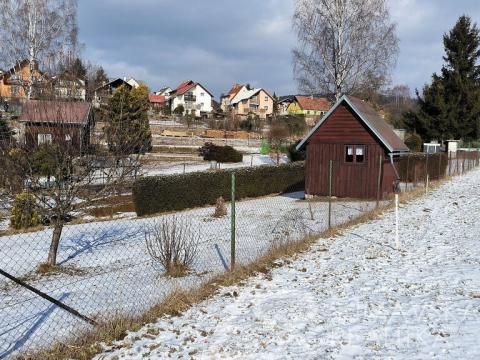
{"left": 47, "top": 221, "right": 64, "bottom": 266}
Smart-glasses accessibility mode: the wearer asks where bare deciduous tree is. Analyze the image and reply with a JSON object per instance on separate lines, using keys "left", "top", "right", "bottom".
{"left": 292, "top": 0, "right": 399, "bottom": 100}
{"left": 0, "top": 0, "right": 78, "bottom": 99}
{"left": 0, "top": 100, "right": 144, "bottom": 267}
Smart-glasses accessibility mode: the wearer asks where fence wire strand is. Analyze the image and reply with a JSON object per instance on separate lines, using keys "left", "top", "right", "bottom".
{"left": 0, "top": 150, "right": 478, "bottom": 358}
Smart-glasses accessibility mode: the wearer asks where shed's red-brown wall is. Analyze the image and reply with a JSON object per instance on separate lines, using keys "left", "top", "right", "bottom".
{"left": 305, "top": 104, "right": 397, "bottom": 199}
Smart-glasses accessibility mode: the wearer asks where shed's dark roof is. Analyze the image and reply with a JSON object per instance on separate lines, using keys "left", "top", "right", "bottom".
{"left": 19, "top": 100, "right": 92, "bottom": 126}
{"left": 297, "top": 95, "right": 409, "bottom": 153}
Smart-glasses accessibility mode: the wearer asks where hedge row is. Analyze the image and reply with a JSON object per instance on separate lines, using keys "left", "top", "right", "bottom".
{"left": 133, "top": 162, "right": 305, "bottom": 216}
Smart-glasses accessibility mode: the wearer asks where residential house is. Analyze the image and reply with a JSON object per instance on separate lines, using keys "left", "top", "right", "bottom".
{"left": 18, "top": 100, "right": 94, "bottom": 153}
{"left": 229, "top": 86, "right": 274, "bottom": 119}
{"left": 155, "top": 87, "right": 173, "bottom": 98}
{"left": 51, "top": 75, "right": 86, "bottom": 101}
{"left": 126, "top": 78, "right": 141, "bottom": 89}
{"left": 220, "top": 84, "right": 244, "bottom": 112}
{"left": 0, "top": 60, "right": 48, "bottom": 101}
{"left": 278, "top": 95, "right": 295, "bottom": 115}
{"left": 148, "top": 94, "right": 167, "bottom": 110}
{"left": 296, "top": 95, "right": 409, "bottom": 199}
{"left": 287, "top": 96, "right": 331, "bottom": 125}
{"left": 170, "top": 80, "right": 213, "bottom": 117}
{"left": 93, "top": 78, "right": 132, "bottom": 107}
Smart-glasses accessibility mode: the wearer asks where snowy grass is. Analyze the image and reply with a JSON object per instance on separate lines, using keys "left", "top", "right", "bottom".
{"left": 88, "top": 168, "right": 480, "bottom": 360}
{"left": 0, "top": 189, "right": 379, "bottom": 359}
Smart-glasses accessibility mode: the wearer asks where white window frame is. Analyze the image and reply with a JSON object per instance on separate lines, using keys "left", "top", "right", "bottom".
{"left": 38, "top": 133, "right": 52, "bottom": 145}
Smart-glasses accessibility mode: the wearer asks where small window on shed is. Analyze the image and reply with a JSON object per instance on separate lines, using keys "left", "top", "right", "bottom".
{"left": 356, "top": 145, "right": 365, "bottom": 163}
{"left": 345, "top": 145, "right": 354, "bottom": 162}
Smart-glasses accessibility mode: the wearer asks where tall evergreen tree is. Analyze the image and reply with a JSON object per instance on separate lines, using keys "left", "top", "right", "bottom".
{"left": 103, "top": 84, "right": 152, "bottom": 155}
{"left": 0, "top": 112, "right": 13, "bottom": 146}
{"left": 404, "top": 16, "right": 480, "bottom": 141}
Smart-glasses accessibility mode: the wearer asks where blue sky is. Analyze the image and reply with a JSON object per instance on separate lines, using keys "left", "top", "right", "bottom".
{"left": 78, "top": 0, "right": 480, "bottom": 99}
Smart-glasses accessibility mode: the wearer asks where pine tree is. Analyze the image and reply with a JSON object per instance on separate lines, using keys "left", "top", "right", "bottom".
{"left": 103, "top": 84, "right": 151, "bottom": 155}
{"left": 94, "top": 67, "right": 109, "bottom": 88}
{"left": 404, "top": 16, "right": 480, "bottom": 141}
{"left": 0, "top": 113, "right": 13, "bottom": 146}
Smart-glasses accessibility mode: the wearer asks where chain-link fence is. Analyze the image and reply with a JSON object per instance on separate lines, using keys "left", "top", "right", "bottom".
{"left": 0, "top": 150, "right": 479, "bottom": 359}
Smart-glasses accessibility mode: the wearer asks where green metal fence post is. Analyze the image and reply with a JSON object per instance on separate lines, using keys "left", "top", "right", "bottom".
{"left": 231, "top": 172, "right": 236, "bottom": 270}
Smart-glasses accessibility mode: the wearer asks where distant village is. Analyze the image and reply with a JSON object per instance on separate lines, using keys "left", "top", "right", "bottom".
{"left": 0, "top": 58, "right": 339, "bottom": 152}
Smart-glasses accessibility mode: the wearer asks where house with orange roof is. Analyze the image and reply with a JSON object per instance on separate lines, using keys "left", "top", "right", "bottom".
{"left": 221, "top": 84, "right": 274, "bottom": 119}
{"left": 0, "top": 60, "right": 48, "bottom": 101}
{"left": 220, "top": 84, "right": 245, "bottom": 111}
{"left": 170, "top": 80, "right": 213, "bottom": 117}
{"left": 287, "top": 96, "right": 331, "bottom": 125}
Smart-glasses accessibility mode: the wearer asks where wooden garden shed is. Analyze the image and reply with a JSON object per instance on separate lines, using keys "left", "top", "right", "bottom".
{"left": 296, "top": 95, "right": 409, "bottom": 199}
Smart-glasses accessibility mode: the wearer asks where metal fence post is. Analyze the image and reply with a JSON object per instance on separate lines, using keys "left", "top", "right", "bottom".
{"left": 376, "top": 155, "right": 383, "bottom": 207}
{"left": 328, "top": 160, "right": 333, "bottom": 229}
{"left": 230, "top": 172, "right": 236, "bottom": 270}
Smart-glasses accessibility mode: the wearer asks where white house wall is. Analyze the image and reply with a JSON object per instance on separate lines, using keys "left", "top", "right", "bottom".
{"left": 171, "top": 84, "right": 212, "bottom": 115}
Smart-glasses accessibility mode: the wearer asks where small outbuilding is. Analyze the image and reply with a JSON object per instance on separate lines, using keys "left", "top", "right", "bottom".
{"left": 18, "top": 100, "right": 94, "bottom": 154}
{"left": 296, "top": 95, "right": 409, "bottom": 199}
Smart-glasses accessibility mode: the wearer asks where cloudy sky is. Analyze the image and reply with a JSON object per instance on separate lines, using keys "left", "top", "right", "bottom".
{"left": 78, "top": 0, "right": 480, "bottom": 99}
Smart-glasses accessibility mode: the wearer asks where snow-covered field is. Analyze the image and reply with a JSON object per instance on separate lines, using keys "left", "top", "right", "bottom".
{"left": 93, "top": 169, "right": 480, "bottom": 360}
{"left": 0, "top": 190, "right": 377, "bottom": 358}
{"left": 142, "top": 154, "right": 289, "bottom": 177}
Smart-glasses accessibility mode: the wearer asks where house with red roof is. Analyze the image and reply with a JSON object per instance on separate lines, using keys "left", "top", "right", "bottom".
{"left": 148, "top": 94, "right": 167, "bottom": 110}
{"left": 169, "top": 80, "right": 213, "bottom": 117}
{"left": 287, "top": 95, "right": 331, "bottom": 125}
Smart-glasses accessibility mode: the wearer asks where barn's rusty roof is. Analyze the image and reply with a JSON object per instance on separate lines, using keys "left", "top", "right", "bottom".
{"left": 19, "top": 100, "right": 92, "bottom": 126}
{"left": 296, "top": 95, "right": 409, "bottom": 153}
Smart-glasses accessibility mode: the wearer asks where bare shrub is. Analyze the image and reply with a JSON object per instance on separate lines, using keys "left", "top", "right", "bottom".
{"left": 272, "top": 208, "right": 309, "bottom": 245}
{"left": 145, "top": 216, "right": 199, "bottom": 277}
{"left": 213, "top": 196, "right": 227, "bottom": 218}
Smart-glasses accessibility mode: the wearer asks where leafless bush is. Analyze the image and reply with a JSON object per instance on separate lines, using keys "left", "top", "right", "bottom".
{"left": 213, "top": 196, "right": 227, "bottom": 218}
{"left": 272, "top": 208, "right": 309, "bottom": 245}
{"left": 145, "top": 216, "right": 199, "bottom": 277}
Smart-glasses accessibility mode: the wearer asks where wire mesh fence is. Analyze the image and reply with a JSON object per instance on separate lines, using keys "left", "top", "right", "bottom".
{"left": 0, "top": 150, "right": 479, "bottom": 359}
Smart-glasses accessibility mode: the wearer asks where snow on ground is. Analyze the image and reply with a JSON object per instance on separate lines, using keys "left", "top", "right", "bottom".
{"left": 142, "top": 154, "right": 289, "bottom": 176}
{"left": 0, "top": 190, "right": 376, "bottom": 358}
{"left": 94, "top": 169, "right": 480, "bottom": 360}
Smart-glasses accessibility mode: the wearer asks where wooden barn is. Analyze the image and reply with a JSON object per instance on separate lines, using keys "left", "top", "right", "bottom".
{"left": 296, "top": 95, "right": 409, "bottom": 199}
{"left": 18, "top": 100, "right": 94, "bottom": 154}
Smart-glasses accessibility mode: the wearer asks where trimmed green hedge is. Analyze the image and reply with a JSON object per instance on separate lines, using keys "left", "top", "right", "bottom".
{"left": 198, "top": 142, "right": 243, "bottom": 163}
{"left": 133, "top": 162, "right": 305, "bottom": 216}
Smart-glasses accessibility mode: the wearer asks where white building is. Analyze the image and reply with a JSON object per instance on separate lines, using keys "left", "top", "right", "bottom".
{"left": 155, "top": 87, "right": 173, "bottom": 98}
{"left": 170, "top": 80, "right": 213, "bottom": 117}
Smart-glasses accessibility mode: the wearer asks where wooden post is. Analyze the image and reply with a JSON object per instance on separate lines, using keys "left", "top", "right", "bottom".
{"left": 426, "top": 174, "right": 429, "bottom": 194}
{"left": 448, "top": 152, "right": 451, "bottom": 177}
{"left": 328, "top": 160, "right": 333, "bottom": 229}
{"left": 376, "top": 155, "right": 383, "bottom": 207}
{"left": 406, "top": 153, "right": 411, "bottom": 191}
{"left": 455, "top": 151, "right": 460, "bottom": 175}
{"left": 438, "top": 153, "right": 442, "bottom": 179}
{"left": 230, "top": 173, "right": 236, "bottom": 270}
{"left": 425, "top": 152, "right": 429, "bottom": 184}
